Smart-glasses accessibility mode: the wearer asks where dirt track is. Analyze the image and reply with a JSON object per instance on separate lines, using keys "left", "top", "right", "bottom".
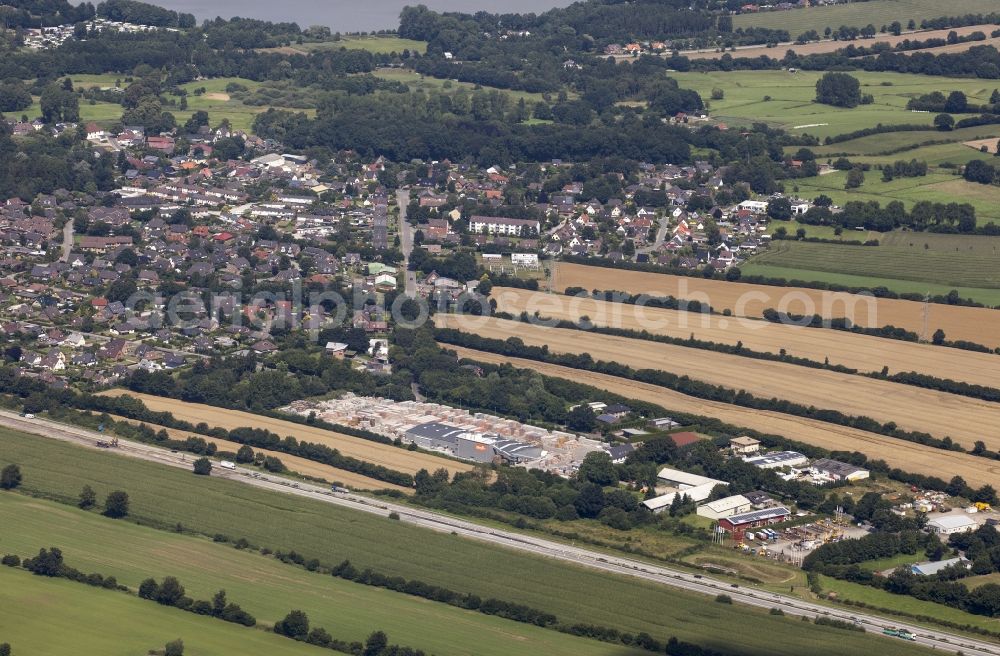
{"left": 444, "top": 345, "right": 1000, "bottom": 488}
{"left": 99, "top": 391, "right": 472, "bottom": 477}
{"left": 491, "top": 287, "right": 1000, "bottom": 387}
{"left": 679, "top": 24, "right": 996, "bottom": 60}
{"left": 553, "top": 262, "right": 1000, "bottom": 348}
{"left": 105, "top": 414, "right": 412, "bottom": 493}
{"left": 436, "top": 315, "right": 1000, "bottom": 451}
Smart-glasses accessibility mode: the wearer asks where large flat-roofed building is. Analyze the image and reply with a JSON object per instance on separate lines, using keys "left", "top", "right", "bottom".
{"left": 404, "top": 421, "right": 541, "bottom": 464}
{"left": 927, "top": 515, "right": 978, "bottom": 535}
{"left": 697, "top": 494, "right": 752, "bottom": 520}
{"left": 743, "top": 451, "right": 808, "bottom": 470}
{"left": 810, "top": 458, "right": 869, "bottom": 482}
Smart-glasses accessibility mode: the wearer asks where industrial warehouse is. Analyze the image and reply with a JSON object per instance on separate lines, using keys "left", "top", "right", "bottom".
{"left": 404, "top": 421, "right": 543, "bottom": 464}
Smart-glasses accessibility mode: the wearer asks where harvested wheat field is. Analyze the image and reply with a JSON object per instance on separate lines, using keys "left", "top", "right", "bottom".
{"left": 99, "top": 391, "right": 472, "bottom": 477}
{"left": 491, "top": 287, "right": 1000, "bottom": 387}
{"left": 444, "top": 345, "right": 1000, "bottom": 488}
{"left": 436, "top": 315, "right": 1000, "bottom": 451}
{"left": 553, "top": 262, "right": 1000, "bottom": 348}
{"left": 104, "top": 414, "right": 412, "bottom": 493}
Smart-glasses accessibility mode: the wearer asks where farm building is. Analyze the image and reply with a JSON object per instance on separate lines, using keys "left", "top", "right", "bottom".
{"left": 729, "top": 436, "right": 760, "bottom": 456}
{"left": 717, "top": 506, "right": 791, "bottom": 538}
{"left": 743, "top": 451, "right": 808, "bottom": 470}
{"left": 911, "top": 557, "right": 969, "bottom": 576}
{"left": 810, "top": 458, "right": 869, "bottom": 482}
{"left": 927, "top": 515, "right": 978, "bottom": 535}
{"left": 697, "top": 494, "right": 752, "bottom": 520}
{"left": 404, "top": 421, "right": 541, "bottom": 464}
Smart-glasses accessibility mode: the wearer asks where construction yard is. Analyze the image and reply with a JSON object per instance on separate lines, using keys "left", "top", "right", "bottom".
{"left": 490, "top": 287, "right": 1000, "bottom": 387}
{"left": 436, "top": 315, "right": 1000, "bottom": 453}
{"left": 282, "top": 395, "right": 603, "bottom": 476}
{"left": 552, "top": 262, "right": 1000, "bottom": 348}
{"left": 98, "top": 391, "right": 472, "bottom": 477}
{"left": 441, "top": 346, "right": 1000, "bottom": 489}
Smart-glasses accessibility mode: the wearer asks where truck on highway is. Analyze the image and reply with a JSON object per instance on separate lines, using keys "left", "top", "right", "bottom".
{"left": 882, "top": 628, "right": 915, "bottom": 641}
{"left": 219, "top": 460, "right": 236, "bottom": 470}
{"left": 331, "top": 484, "right": 349, "bottom": 493}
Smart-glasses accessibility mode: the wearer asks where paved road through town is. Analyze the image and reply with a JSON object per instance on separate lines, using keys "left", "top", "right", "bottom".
{"left": 396, "top": 188, "right": 417, "bottom": 298}
{"left": 1, "top": 408, "right": 996, "bottom": 656}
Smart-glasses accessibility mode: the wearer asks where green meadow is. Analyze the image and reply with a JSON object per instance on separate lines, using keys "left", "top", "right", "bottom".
{"left": 0, "top": 494, "right": 640, "bottom": 656}
{"left": 0, "top": 566, "right": 326, "bottom": 656}
{"left": 675, "top": 70, "right": 999, "bottom": 139}
{"left": 0, "top": 427, "right": 935, "bottom": 656}
{"left": 787, "top": 169, "right": 1000, "bottom": 225}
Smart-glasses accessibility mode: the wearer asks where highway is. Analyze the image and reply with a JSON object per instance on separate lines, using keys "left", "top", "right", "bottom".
{"left": 2, "top": 408, "right": 998, "bottom": 656}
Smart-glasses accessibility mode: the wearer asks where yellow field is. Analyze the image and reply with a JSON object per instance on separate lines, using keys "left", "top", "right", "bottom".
{"left": 444, "top": 346, "right": 1000, "bottom": 488}
{"left": 491, "top": 287, "right": 1000, "bottom": 388}
{"left": 436, "top": 315, "right": 1000, "bottom": 452}
{"left": 106, "top": 414, "right": 411, "bottom": 493}
{"left": 99, "top": 391, "right": 472, "bottom": 477}
{"left": 553, "top": 262, "right": 1000, "bottom": 348}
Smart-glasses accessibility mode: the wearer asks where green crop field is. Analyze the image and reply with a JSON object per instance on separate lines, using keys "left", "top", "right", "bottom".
{"left": 0, "top": 494, "right": 636, "bottom": 656}
{"left": 745, "top": 240, "right": 1000, "bottom": 304}
{"left": 750, "top": 239, "right": 1000, "bottom": 288}
{"left": 0, "top": 428, "right": 936, "bottom": 656}
{"left": 0, "top": 566, "right": 325, "bottom": 656}
{"left": 733, "top": 0, "right": 999, "bottom": 34}
{"left": 808, "top": 126, "right": 1000, "bottom": 159}
{"left": 674, "top": 70, "right": 998, "bottom": 139}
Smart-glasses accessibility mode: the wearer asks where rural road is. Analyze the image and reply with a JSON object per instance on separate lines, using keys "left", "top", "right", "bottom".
{"left": 396, "top": 188, "right": 417, "bottom": 298}
{"left": 2, "top": 409, "right": 998, "bottom": 656}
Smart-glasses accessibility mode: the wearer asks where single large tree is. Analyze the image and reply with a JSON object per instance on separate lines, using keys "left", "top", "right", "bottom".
{"left": 103, "top": 490, "right": 130, "bottom": 518}
{"left": 0, "top": 464, "right": 21, "bottom": 490}
{"left": 815, "top": 72, "right": 862, "bottom": 108}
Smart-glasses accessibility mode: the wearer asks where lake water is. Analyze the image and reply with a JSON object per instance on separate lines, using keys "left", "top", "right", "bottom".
{"left": 154, "top": 0, "right": 575, "bottom": 33}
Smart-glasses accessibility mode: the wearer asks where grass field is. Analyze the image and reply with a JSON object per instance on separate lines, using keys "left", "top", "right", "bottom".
{"left": 0, "top": 494, "right": 631, "bottom": 656}
{"left": 0, "top": 428, "right": 935, "bottom": 656}
{"left": 745, "top": 240, "right": 1000, "bottom": 304}
{"left": 103, "top": 414, "right": 412, "bottom": 493}
{"left": 489, "top": 287, "right": 1000, "bottom": 387}
{"left": 435, "top": 315, "right": 1000, "bottom": 453}
{"left": 552, "top": 262, "right": 1000, "bottom": 347}
{"left": 817, "top": 575, "right": 1000, "bottom": 632}
{"left": 808, "top": 125, "right": 1000, "bottom": 158}
{"left": 787, "top": 170, "right": 1000, "bottom": 226}
{"left": 0, "top": 566, "right": 325, "bottom": 656}
{"left": 372, "top": 68, "right": 551, "bottom": 103}
{"left": 673, "top": 70, "right": 998, "bottom": 139}
{"left": 732, "top": 0, "right": 1000, "bottom": 33}
{"left": 444, "top": 345, "right": 1000, "bottom": 488}
{"left": 98, "top": 390, "right": 472, "bottom": 478}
